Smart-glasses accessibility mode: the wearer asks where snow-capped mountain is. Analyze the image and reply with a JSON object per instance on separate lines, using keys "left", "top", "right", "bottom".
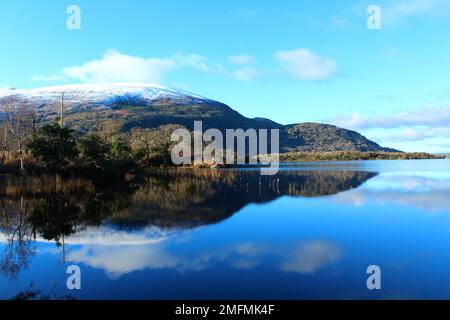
{"left": 0, "top": 83, "right": 212, "bottom": 114}
{"left": 0, "top": 83, "right": 397, "bottom": 152}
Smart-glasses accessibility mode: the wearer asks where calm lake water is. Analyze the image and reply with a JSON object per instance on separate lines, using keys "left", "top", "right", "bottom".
{"left": 1, "top": 160, "right": 450, "bottom": 300}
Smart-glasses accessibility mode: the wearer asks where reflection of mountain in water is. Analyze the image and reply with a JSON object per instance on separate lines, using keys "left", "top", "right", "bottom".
{"left": 0, "top": 170, "right": 377, "bottom": 242}
{"left": 109, "top": 170, "right": 377, "bottom": 229}
{"left": 0, "top": 170, "right": 376, "bottom": 280}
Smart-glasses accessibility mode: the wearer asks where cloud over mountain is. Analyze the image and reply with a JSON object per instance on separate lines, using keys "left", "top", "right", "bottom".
{"left": 331, "top": 105, "right": 450, "bottom": 143}
{"left": 32, "top": 49, "right": 338, "bottom": 84}
{"left": 63, "top": 50, "right": 176, "bottom": 83}
{"left": 32, "top": 50, "right": 220, "bottom": 84}
{"left": 276, "top": 49, "right": 337, "bottom": 80}
{"left": 332, "top": 105, "right": 450, "bottom": 130}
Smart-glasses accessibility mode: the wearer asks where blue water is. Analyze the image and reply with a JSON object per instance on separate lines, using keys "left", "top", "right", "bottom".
{"left": 1, "top": 160, "right": 450, "bottom": 300}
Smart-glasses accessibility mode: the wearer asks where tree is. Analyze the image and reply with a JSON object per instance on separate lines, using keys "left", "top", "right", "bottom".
{"left": 0, "top": 119, "right": 12, "bottom": 168}
{"left": 110, "top": 137, "right": 132, "bottom": 163}
{"left": 28, "top": 122, "right": 78, "bottom": 170}
{"left": 0, "top": 195, "right": 35, "bottom": 280}
{"left": 129, "top": 125, "right": 180, "bottom": 167}
{"left": 0, "top": 96, "right": 36, "bottom": 172}
{"left": 98, "top": 120, "right": 124, "bottom": 143}
{"left": 129, "top": 128, "right": 157, "bottom": 167}
{"left": 30, "top": 196, "right": 80, "bottom": 245}
{"left": 78, "top": 133, "right": 110, "bottom": 169}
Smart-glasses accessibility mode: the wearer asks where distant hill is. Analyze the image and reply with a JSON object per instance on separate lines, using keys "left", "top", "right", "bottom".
{"left": 282, "top": 122, "right": 398, "bottom": 152}
{"left": 0, "top": 83, "right": 399, "bottom": 153}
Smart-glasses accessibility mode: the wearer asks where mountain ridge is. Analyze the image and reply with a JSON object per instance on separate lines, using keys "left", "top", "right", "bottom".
{"left": 0, "top": 83, "right": 399, "bottom": 153}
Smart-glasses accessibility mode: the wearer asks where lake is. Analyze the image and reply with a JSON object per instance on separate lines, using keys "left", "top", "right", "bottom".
{"left": 1, "top": 159, "right": 450, "bottom": 300}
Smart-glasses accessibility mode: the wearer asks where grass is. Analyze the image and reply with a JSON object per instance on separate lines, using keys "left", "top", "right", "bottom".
{"left": 279, "top": 151, "right": 446, "bottom": 162}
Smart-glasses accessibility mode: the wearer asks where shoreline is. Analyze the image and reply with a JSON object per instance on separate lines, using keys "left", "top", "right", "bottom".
{"left": 278, "top": 151, "right": 446, "bottom": 162}
{"left": 0, "top": 152, "right": 446, "bottom": 178}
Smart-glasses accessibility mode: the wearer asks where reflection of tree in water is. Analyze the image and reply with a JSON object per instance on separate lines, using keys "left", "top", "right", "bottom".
{"left": 0, "top": 169, "right": 378, "bottom": 255}
{"left": 110, "top": 169, "right": 378, "bottom": 229}
{"left": 0, "top": 177, "right": 100, "bottom": 279}
{"left": 10, "top": 283, "right": 74, "bottom": 300}
{"left": 0, "top": 196, "right": 35, "bottom": 280}
{"left": 29, "top": 197, "right": 80, "bottom": 246}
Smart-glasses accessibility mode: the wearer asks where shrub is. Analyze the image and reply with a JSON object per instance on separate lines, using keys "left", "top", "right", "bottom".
{"left": 28, "top": 122, "right": 78, "bottom": 170}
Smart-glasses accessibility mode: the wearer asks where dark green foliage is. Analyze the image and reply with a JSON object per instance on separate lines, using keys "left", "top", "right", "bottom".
{"left": 76, "top": 134, "right": 138, "bottom": 180}
{"left": 28, "top": 122, "right": 78, "bottom": 170}
{"left": 137, "top": 144, "right": 172, "bottom": 167}
{"left": 55, "top": 99, "right": 397, "bottom": 153}
{"left": 110, "top": 137, "right": 132, "bottom": 163}
{"left": 129, "top": 126, "right": 180, "bottom": 167}
{"left": 21, "top": 87, "right": 404, "bottom": 153}
{"left": 281, "top": 123, "right": 399, "bottom": 152}
{"left": 280, "top": 151, "right": 444, "bottom": 162}
{"left": 30, "top": 196, "right": 80, "bottom": 245}
{"left": 6, "top": 93, "right": 441, "bottom": 177}
{"left": 78, "top": 133, "right": 110, "bottom": 168}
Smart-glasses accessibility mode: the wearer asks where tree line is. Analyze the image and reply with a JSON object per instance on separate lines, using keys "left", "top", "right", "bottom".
{"left": 0, "top": 95, "right": 178, "bottom": 176}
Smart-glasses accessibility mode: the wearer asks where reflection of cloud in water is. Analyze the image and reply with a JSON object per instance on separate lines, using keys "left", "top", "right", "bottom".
{"left": 68, "top": 244, "right": 178, "bottom": 279}
{"left": 64, "top": 226, "right": 180, "bottom": 245}
{"left": 65, "top": 238, "right": 342, "bottom": 279}
{"left": 67, "top": 241, "right": 267, "bottom": 279}
{"left": 280, "top": 241, "right": 342, "bottom": 274}
{"left": 1, "top": 225, "right": 187, "bottom": 246}
{"left": 334, "top": 173, "right": 450, "bottom": 213}
{"left": 368, "top": 172, "right": 450, "bottom": 192}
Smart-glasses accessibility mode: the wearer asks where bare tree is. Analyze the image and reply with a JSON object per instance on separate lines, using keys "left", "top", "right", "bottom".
{"left": 98, "top": 119, "right": 124, "bottom": 143}
{"left": 0, "top": 96, "right": 36, "bottom": 172}
{"left": 129, "top": 125, "right": 182, "bottom": 167}
{"left": 0, "top": 115, "right": 12, "bottom": 168}
{"left": 60, "top": 92, "right": 65, "bottom": 126}
{"left": 0, "top": 195, "right": 34, "bottom": 280}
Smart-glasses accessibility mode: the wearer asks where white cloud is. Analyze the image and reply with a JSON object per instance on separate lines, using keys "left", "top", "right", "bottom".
{"left": 58, "top": 230, "right": 342, "bottom": 278}
{"left": 331, "top": 113, "right": 368, "bottom": 130}
{"left": 330, "top": 105, "right": 450, "bottom": 147}
{"left": 31, "top": 50, "right": 221, "bottom": 85}
{"left": 379, "top": 126, "right": 450, "bottom": 142}
{"left": 69, "top": 244, "right": 178, "bottom": 279}
{"left": 280, "top": 241, "right": 341, "bottom": 274}
{"left": 173, "top": 53, "right": 217, "bottom": 72}
{"left": 30, "top": 49, "right": 340, "bottom": 85}
{"left": 61, "top": 49, "right": 176, "bottom": 83}
{"left": 0, "top": 87, "right": 15, "bottom": 96}
{"left": 228, "top": 54, "right": 254, "bottom": 65}
{"left": 276, "top": 49, "right": 337, "bottom": 80}
{"left": 232, "top": 67, "right": 260, "bottom": 81}
{"left": 331, "top": 105, "right": 450, "bottom": 130}
{"left": 334, "top": 173, "right": 450, "bottom": 213}
{"left": 29, "top": 74, "right": 68, "bottom": 82}
{"left": 384, "top": 0, "right": 450, "bottom": 24}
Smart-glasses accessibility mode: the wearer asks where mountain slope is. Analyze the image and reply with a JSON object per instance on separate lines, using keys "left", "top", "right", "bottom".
{"left": 0, "top": 83, "right": 397, "bottom": 153}
{"left": 282, "top": 122, "right": 397, "bottom": 152}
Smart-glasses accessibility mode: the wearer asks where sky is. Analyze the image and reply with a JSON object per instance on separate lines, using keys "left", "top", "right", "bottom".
{"left": 1, "top": 0, "right": 450, "bottom": 153}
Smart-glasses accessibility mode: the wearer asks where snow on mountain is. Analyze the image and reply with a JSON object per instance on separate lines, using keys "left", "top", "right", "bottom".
{"left": 0, "top": 87, "right": 16, "bottom": 97}
{"left": 0, "top": 83, "right": 211, "bottom": 113}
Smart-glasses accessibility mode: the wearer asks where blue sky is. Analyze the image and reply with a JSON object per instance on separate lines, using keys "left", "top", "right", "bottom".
{"left": 1, "top": 0, "right": 450, "bottom": 152}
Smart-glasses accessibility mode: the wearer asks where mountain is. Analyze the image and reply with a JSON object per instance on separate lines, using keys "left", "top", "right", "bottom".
{"left": 0, "top": 83, "right": 397, "bottom": 153}
{"left": 1, "top": 170, "right": 378, "bottom": 231}
{"left": 282, "top": 123, "right": 398, "bottom": 152}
